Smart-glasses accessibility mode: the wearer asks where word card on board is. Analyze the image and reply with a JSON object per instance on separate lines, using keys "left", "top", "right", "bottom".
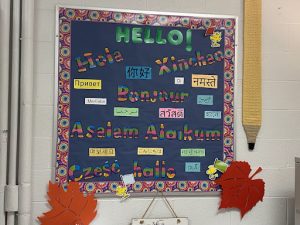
{"left": 55, "top": 7, "right": 236, "bottom": 194}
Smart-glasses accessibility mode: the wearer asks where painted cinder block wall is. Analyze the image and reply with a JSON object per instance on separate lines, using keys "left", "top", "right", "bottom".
{"left": 32, "top": 0, "right": 300, "bottom": 224}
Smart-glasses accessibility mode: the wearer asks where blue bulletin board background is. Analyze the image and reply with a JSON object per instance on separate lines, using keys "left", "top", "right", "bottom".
{"left": 56, "top": 7, "right": 236, "bottom": 194}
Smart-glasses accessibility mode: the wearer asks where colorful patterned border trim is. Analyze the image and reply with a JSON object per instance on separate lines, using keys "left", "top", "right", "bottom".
{"left": 56, "top": 7, "right": 235, "bottom": 194}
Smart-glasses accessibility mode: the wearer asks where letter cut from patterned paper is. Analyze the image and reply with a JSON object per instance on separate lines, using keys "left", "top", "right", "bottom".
{"left": 215, "top": 161, "right": 265, "bottom": 218}
{"left": 38, "top": 181, "right": 97, "bottom": 225}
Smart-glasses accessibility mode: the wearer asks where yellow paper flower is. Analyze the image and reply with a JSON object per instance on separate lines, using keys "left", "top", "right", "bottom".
{"left": 206, "top": 165, "right": 217, "bottom": 175}
{"left": 210, "top": 32, "right": 222, "bottom": 47}
{"left": 116, "top": 185, "right": 130, "bottom": 199}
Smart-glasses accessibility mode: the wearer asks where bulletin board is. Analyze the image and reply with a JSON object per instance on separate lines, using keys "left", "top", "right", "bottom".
{"left": 55, "top": 7, "right": 236, "bottom": 194}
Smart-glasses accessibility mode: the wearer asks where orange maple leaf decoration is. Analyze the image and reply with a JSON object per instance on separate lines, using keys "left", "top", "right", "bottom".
{"left": 38, "top": 182, "right": 97, "bottom": 225}
{"left": 215, "top": 161, "right": 265, "bottom": 218}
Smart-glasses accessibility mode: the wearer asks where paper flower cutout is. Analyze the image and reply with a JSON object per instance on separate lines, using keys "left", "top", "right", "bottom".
{"left": 38, "top": 181, "right": 97, "bottom": 225}
{"left": 116, "top": 185, "right": 130, "bottom": 200}
{"left": 206, "top": 158, "right": 228, "bottom": 180}
{"left": 215, "top": 161, "right": 265, "bottom": 218}
{"left": 206, "top": 165, "right": 219, "bottom": 180}
{"left": 210, "top": 31, "right": 222, "bottom": 47}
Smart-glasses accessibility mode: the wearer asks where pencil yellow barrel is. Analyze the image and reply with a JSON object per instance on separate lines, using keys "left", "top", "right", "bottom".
{"left": 243, "top": 0, "right": 262, "bottom": 150}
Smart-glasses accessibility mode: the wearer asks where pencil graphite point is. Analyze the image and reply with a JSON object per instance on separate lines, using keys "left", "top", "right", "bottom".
{"left": 248, "top": 143, "right": 255, "bottom": 151}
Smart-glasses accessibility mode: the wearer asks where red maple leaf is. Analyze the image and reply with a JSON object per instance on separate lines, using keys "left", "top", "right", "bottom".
{"left": 38, "top": 182, "right": 97, "bottom": 225}
{"left": 215, "top": 161, "right": 265, "bottom": 218}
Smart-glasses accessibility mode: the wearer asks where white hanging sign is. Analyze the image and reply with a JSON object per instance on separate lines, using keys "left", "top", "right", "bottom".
{"left": 132, "top": 218, "right": 188, "bottom": 225}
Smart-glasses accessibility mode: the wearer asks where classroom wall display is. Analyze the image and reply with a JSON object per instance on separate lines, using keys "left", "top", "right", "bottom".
{"left": 55, "top": 7, "right": 237, "bottom": 194}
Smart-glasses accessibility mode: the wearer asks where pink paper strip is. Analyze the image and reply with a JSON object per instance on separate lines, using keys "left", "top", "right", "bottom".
{"left": 159, "top": 108, "right": 184, "bottom": 119}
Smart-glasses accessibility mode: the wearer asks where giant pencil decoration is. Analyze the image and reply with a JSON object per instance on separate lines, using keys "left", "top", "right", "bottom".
{"left": 243, "top": 0, "right": 262, "bottom": 150}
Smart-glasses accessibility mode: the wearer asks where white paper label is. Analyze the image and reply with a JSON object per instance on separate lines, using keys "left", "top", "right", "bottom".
{"left": 174, "top": 77, "right": 184, "bottom": 85}
{"left": 132, "top": 218, "right": 188, "bottom": 225}
{"left": 85, "top": 98, "right": 107, "bottom": 105}
{"left": 121, "top": 174, "right": 135, "bottom": 185}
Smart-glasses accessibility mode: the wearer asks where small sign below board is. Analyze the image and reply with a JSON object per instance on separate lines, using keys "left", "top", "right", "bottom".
{"left": 132, "top": 218, "right": 188, "bottom": 225}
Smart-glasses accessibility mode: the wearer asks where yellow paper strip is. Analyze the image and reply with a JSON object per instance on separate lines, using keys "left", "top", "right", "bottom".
{"left": 137, "top": 147, "right": 163, "bottom": 155}
{"left": 243, "top": 0, "right": 262, "bottom": 150}
{"left": 74, "top": 79, "right": 102, "bottom": 89}
{"left": 191, "top": 74, "right": 218, "bottom": 89}
{"left": 89, "top": 148, "right": 115, "bottom": 157}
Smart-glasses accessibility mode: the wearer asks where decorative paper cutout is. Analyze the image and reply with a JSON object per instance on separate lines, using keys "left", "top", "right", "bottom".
{"left": 116, "top": 185, "right": 130, "bottom": 200}
{"left": 116, "top": 26, "right": 192, "bottom": 52}
{"left": 243, "top": 0, "right": 262, "bottom": 151}
{"left": 206, "top": 165, "right": 219, "bottom": 180}
{"left": 191, "top": 74, "right": 218, "bottom": 88}
{"left": 116, "top": 173, "right": 135, "bottom": 200}
{"left": 117, "top": 85, "right": 189, "bottom": 103}
{"left": 38, "top": 182, "right": 97, "bottom": 225}
{"left": 156, "top": 50, "right": 224, "bottom": 76}
{"left": 74, "top": 79, "right": 101, "bottom": 90}
{"left": 214, "top": 159, "right": 228, "bottom": 173}
{"left": 68, "top": 160, "right": 121, "bottom": 182}
{"left": 216, "top": 161, "right": 265, "bottom": 218}
{"left": 206, "top": 158, "right": 228, "bottom": 180}
{"left": 210, "top": 32, "right": 222, "bottom": 48}
{"left": 76, "top": 49, "right": 124, "bottom": 73}
{"left": 121, "top": 173, "right": 135, "bottom": 185}
{"left": 205, "top": 26, "right": 216, "bottom": 36}
{"left": 89, "top": 148, "right": 115, "bottom": 157}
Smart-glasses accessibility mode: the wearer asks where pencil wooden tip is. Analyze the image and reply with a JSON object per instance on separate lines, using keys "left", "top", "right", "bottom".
{"left": 248, "top": 143, "right": 255, "bottom": 150}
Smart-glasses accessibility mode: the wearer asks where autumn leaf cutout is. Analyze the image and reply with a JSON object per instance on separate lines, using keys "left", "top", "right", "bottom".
{"left": 215, "top": 161, "right": 265, "bottom": 218}
{"left": 38, "top": 182, "right": 97, "bottom": 225}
